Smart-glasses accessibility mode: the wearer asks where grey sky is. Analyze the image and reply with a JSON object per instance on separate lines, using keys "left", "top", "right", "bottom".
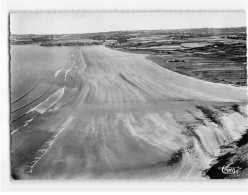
{"left": 10, "top": 12, "right": 246, "bottom": 34}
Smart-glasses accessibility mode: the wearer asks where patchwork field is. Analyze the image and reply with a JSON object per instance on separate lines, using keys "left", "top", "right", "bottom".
{"left": 105, "top": 27, "right": 247, "bottom": 87}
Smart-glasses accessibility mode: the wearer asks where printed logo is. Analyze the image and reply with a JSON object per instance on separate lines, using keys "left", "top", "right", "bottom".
{"left": 221, "top": 165, "right": 242, "bottom": 175}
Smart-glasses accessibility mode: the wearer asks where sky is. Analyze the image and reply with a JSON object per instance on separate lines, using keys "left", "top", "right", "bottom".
{"left": 10, "top": 12, "right": 246, "bottom": 34}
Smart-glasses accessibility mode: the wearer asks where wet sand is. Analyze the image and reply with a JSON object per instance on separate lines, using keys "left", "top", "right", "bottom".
{"left": 10, "top": 45, "right": 248, "bottom": 180}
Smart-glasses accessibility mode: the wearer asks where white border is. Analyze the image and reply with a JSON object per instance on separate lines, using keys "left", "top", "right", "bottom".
{"left": 1, "top": 0, "right": 248, "bottom": 192}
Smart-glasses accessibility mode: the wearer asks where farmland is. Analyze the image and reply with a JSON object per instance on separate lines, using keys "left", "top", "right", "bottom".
{"left": 11, "top": 27, "right": 246, "bottom": 86}
{"left": 105, "top": 27, "right": 247, "bottom": 87}
{"left": 10, "top": 27, "right": 248, "bottom": 180}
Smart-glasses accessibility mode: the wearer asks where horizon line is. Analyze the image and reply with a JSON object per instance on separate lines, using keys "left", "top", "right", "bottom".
{"left": 10, "top": 26, "right": 247, "bottom": 36}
